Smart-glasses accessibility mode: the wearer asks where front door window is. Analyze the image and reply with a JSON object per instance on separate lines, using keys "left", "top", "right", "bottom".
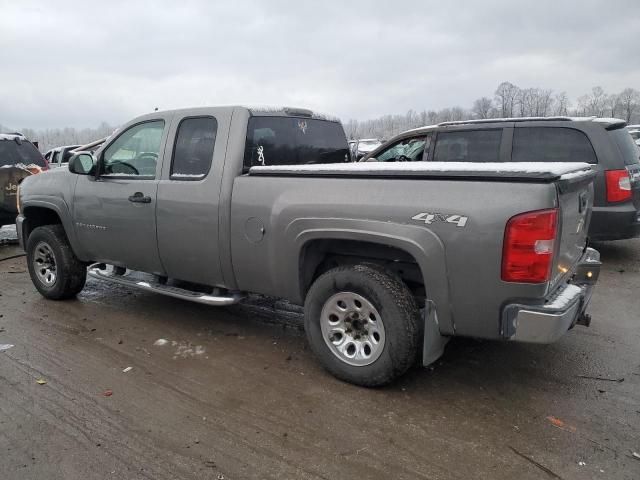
{"left": 372, "top": 135, "right": 431, "bottom": 162}
{"left": 102, "top": 121, "right": 165, "bottom": 178}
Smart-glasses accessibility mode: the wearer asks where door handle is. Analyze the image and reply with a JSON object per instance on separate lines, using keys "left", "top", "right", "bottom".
{"left": 128, "top": 192, "right": 151, "bottom": 203}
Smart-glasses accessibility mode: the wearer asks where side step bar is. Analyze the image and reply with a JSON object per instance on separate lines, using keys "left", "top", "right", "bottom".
{"left": 87, "top": 265, "right": 244, "bottom": 306}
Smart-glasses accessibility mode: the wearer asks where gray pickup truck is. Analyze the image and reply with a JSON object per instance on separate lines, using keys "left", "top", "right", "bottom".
{"left": 16, "top": 106, "right": 601, "bottom": 386}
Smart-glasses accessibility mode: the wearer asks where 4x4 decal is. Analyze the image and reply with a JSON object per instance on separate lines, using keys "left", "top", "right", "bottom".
{"left": 412, "top": 212, "right": 468, "bottom": 227}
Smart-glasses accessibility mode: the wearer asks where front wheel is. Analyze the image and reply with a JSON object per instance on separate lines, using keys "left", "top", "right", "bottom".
{"left": 304, "top": 264, "right": 421, "bottom": 387}
{"left": 26, "top": 225, "right": 87, "bottom": 300}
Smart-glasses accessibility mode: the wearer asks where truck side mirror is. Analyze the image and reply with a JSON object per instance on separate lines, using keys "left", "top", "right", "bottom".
{"left": 69, "top": 153, "right": 96, "bottom": 175}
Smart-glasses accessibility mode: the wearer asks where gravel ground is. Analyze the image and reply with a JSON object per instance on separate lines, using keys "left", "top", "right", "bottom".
{"left": 0, "top": 226, "right": 639, "bottom": 479}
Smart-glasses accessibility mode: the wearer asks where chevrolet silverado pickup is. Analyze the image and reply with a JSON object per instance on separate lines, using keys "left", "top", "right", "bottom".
{"left": 16, "top": 106, "right": 601, "bottom": 386}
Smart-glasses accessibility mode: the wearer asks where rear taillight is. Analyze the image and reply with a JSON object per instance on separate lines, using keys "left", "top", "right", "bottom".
{"left": 605, "top": 169, "right": 632, "bottom": 203}
{"left": 502, "top": 208, "right": 558, "bottom": 283}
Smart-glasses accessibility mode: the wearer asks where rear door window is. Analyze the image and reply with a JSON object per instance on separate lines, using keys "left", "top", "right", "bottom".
{"left": 244, "top": 117, "right": 348, "bottom": 170}
{"left": 609, "top": 128, "right": 640, "bottom": 166}
{"left": 0, "top": 138, "right": 46, "bottom": 167}
{"left": 433, "top": 130, "right": 502, "bottom": 162}
{"left": 512, "top": 127, "right": 597, "bottom": 163}
{"left": 170, "top": 117, "right": 217, "bottom": 180}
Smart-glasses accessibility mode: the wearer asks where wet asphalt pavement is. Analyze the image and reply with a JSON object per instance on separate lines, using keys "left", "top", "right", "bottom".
{"left": 0, "top": 224, "right": 639, "bottom": 479}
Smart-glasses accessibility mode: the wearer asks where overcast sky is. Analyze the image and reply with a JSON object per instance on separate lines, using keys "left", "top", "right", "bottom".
{"left": 1, "top": 0, "right": 639, "bottom": 129}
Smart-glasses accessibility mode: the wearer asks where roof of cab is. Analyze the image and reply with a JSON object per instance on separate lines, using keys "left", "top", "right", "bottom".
{"left": 134, "top": 105, "right": 340, "bottom": 123}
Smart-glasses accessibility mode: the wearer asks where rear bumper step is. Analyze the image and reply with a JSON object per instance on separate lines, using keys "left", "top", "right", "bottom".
{"left": 87, "top": 265, "right": 244, "bottom": 306}
{"left": 501, "top": 247, "right": 601, "bottom": 343}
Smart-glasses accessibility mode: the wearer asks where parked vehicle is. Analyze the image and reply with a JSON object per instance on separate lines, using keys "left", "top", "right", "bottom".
{"left": 72, "top": 137, "right": 107, "bottom": 155}
{"left": 45, "top": 145, "right": 82, "bottom": 169}
{"left": 16, "top": 106, "right": 600, "bottom": 386}
{"left": 363, "top": 117, "right": 640, "bottom": 241}
{"left": 349, "top": 138, "right": 382, "bottom": 160}
{"left": 627, "top": 126, "right": 640, "bottom": 148}
{"left": 0, "top": 133, "right": 47, "bottom": 227}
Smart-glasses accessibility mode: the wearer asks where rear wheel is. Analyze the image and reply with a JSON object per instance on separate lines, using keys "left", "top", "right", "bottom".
{"left": 26, "top": 225, "right": 86, "bottom": 300}
{"left": 304, "top": 264, "right": 420, "bottom": 387}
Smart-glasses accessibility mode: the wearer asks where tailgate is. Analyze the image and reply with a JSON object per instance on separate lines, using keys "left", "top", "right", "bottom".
{"left": 551, "top": 173, "right": 595, "bottom": 288}
{"left": 0, "top": 166, "right": 31, "bottom": 213}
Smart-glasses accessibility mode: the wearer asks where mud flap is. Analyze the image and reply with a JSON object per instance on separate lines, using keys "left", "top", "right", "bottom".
{"left": 422, "top": 300, "right": 449, "bottom": 366}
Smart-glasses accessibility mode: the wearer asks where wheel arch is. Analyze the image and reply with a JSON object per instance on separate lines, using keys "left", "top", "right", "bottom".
{"left": 21, "top": 199, "right": 82, "bottom": 259}
{"left": 291, "top": 220, "right": 454, "bottom": 335}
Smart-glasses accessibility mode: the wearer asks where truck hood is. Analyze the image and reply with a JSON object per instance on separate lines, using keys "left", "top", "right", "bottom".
{"left": 21, "top": 164, "right": 75, "bottom": 199}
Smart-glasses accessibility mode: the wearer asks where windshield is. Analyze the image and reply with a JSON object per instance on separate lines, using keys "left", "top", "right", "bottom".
{"left": 0, "top": 139, "right": 46, "bottom": 167}
{"left": 610, "top": 128, "right": 640, "bottom": 165}
{"left": 244, "top": 117, "right": 348, "bottom": 170}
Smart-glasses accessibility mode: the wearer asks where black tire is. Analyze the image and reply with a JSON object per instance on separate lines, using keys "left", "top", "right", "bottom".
{"left": 26, "top": 225, "right": 86, "bottom": 300}
{"left": 304, "top": 264, "right": 420, "bottom": 387}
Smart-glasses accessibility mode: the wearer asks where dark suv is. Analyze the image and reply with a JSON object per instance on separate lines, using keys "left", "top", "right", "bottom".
{"left": 0, "top": 133, "right": 48, "bottom": 227}
{"left": 363, "top": 117, "right": 640, "bottom": 241}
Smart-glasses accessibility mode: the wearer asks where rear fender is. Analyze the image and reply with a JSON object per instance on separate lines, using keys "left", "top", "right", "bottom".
{"left": 290, "top": 218, "right": 455, "bottom": 335}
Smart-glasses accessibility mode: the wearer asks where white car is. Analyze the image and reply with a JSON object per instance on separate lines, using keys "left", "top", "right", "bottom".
{"left": 349, "top": 138, "right": 382, "bottom": 160}
{"left": 45, "top": 145, "right": 82, "bottom": 168}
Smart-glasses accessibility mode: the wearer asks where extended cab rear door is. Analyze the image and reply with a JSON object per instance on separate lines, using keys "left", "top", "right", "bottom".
{"left": 155, "top": 108, "right": 232, "bottom": 287}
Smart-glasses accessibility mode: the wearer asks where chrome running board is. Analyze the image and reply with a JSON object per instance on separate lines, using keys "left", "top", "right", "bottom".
{"left": 87, "top": 265, "right": 244, "bottom": 306}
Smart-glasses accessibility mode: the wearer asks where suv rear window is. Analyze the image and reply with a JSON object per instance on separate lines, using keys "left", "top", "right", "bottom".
{"left": 609, "top": 128, "right": 640, "bottom": 166}
{"left": 244, "top": 117, "right": 348, "bottom": 171}
{"left": 512, "top": 127, "right": 597, "bottom": 163}
{"left": 0, "top": 138, "right": 46, "bottom": 167}
{"left": 433, "top": 130, "right": 502, "bottom": 163}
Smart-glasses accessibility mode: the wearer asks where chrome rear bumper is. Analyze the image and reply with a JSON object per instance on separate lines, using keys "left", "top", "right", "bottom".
{"left": 502, "top": 248, "right": 600, "bottom": 344}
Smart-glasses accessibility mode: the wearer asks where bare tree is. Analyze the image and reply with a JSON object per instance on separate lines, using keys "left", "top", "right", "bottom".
{"left": 472, "top": 97, "right": 493, "bottom": 119}
{"left": 578, "top": 86, "right": 608, "bottom": 117}
{"left": 554, "top": 92, "right": 570, "bottom": 115}
{"left": 605, "top": 93, "right": 622, "bottom": 118}
{"left": 495, "top": 81, "right": 519, "bottom": 117}
{"left": 536, "top": 89, "right": 554, "bottom": 117}
{"left": 618, "top": 88, "right": 640, "bottom": 122}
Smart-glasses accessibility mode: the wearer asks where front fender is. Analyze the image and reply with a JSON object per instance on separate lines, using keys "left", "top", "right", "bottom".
{"left": 287, "top": 218, "right": 455, "bottom": 335}
{"left": 21, "top": 196, "right": 84, "bottom": 259}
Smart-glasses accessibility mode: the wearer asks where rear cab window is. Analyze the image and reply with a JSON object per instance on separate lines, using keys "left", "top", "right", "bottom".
{"left": 512, "top": 127, "right": 597, "bottom": 163}
{"left": 0, "top": 137, "right": 46, "bottom": 168}
{"left": 433, "top": 129, "right": 502, "bottom": 162}
{"left": 244, "top": 116, "right": 348, "bottom": 171}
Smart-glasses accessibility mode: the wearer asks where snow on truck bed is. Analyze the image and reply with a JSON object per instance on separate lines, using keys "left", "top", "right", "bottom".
{"left": 249, "top": 162, "right": 594, "bottom": 181}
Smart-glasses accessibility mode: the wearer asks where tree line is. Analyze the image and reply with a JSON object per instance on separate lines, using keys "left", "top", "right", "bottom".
{"left": 3, "top": 81, "right": 640, "bottom": 149}
{"left": 0, "top": 122, "right": 116, "bottom": 153}
{"left": 345, "top": 82, "right": 640, "bottom": 140}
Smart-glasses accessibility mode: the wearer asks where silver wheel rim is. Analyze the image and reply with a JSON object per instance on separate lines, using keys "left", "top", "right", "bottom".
{"left": 33, "top": 241, "right": 57, "bottom": 286}
{"left": 320, "top": 292, "right": 386, "bottom": 366}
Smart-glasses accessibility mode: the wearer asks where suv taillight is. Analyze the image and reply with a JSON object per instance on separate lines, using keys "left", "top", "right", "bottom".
{"left": 605, "top": 169, "right": 632, "bottom": 203}
{"left": 502, "top": 209, "right": 558, "bottom": 283}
